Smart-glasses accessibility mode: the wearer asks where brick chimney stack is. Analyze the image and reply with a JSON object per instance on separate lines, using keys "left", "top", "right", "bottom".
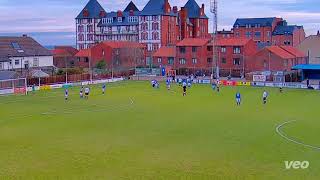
{"left": 164, "top": 0, "right": 171, "bottom": 13}
{"left": 173, "top": 6, "right": 178, "bottom": 14}
{"left": 200, "top": 4, "right": 205, "bottom": 16}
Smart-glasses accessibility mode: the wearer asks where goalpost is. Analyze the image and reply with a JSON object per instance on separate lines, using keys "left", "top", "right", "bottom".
{"left": 0, "top": 78, "right": 28, "bottom": 96}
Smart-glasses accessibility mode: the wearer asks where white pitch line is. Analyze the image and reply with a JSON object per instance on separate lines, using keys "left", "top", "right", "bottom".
{"left": 276, "top": 120, "right": 320, "bottom": 151}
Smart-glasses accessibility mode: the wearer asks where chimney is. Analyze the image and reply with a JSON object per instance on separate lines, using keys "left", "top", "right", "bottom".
{"left": 200, "top": 4, "right": 205, "bottom": 16}
{"left": 317, "top": 30, "right": 320, "bottom": 36}
{"left": 173, "top": 6, "right": 178, "bottom": 14}
{"left": 164, "top": 0, "right": 171, "bottom": 13}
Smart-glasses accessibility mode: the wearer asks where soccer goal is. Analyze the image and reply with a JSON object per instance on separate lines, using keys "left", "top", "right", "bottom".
{"left": 0, "top": 78, "right": 28, "bottom": 96}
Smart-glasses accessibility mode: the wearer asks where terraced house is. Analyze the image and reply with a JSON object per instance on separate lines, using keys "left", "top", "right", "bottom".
{"left": 75, "top": 0, "right": 209, "bottom": 52}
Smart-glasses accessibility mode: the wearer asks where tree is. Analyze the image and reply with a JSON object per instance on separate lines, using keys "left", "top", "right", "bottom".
{"left": 95, "top": 60, "right": 107, "bottom": 70}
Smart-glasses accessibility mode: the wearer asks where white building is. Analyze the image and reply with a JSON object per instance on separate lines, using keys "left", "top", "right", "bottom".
{"left": 0, "top": 35, "right": 53, "bottom": 72}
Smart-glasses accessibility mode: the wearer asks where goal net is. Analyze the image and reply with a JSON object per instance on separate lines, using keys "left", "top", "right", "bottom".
{"left": 0, "top": 78, "right": 27, "bottom": 95}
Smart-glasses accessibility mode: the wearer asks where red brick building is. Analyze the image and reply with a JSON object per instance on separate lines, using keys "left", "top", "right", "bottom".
{"left": 212, "top": 38, "right": 258, "bottom": 76}
{"left": 75, "top": 41, "right": 146, "bottom": 72}
{"left": 152, "top": 46, "right": 176, "bottom": 68}
{"left": 176, "top": 38, "right": 211, "bottom": 71}
{"left": 52, "top": 46, "right": 79, "bottom": 68}
{"left": 227, "top": 17, "right": 305, "bottom": 47}
{"left": 153, "top": 38, "right": 257, "bottom": 76}
{"left": 180, "top": 0, "right": 209, "bottom": 40}
{"left": 247, "top": 46, "right": 307, "bottom": 72}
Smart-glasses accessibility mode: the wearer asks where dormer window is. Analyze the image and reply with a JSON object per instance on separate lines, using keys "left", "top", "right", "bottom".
{"left": 128, "top": 16, "right": 138, "bottom": 23}
{"left": 118, "top": 17, "right": 122, "bottom": 22}
{"left": 105, "top": 18, "right": 113, "bottom": 24}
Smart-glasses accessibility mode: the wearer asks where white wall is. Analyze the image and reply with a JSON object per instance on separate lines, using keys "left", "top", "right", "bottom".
{"left": 1, "top": 56, "right": 53, "bottom": 70}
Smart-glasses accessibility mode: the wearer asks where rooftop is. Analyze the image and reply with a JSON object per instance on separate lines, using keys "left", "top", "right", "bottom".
{"left": 153, "top": 46, "right": 176, "bottom": 57}
{"left": 76, "top": 0, "right": 106, "bottom": 19}
{"left": 0, "top": 36, "right": 52, "bottom": 58}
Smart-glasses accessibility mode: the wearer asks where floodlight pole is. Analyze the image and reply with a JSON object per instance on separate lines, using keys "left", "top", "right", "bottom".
{"left": 210, "top": 0, "right": 219, "bottom": 79}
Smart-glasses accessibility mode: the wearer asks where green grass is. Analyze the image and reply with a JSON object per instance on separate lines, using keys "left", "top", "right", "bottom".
{"left": 0, "top": 81, "right": 320, "bottom": 179}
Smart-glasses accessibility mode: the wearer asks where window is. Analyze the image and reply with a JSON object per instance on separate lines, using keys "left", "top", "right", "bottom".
{"left": 118, "top": 17, "right": 122, "bottom": 22}
{"left": 141, "top": 32, "right": 148, "bottom": 40}
{"left": 179, "top": 58, "right": 186, "bottom": 64}
{"left": 245, "top": 32, "right": 251, "bottom": 38}
{"left": 15, "top": 60, "right": 20, "bottom": 65}
{"left": 106, "top": 18, "right": 113, "bottom": 23}
{"left": 152, "top": 32, "right": 159, "bottom": 40}
{"left": 152, "top": 44, "right": 159, "bottom": 51}
{"left": 221, "top": 58, "right": 226, "bottom": 64}
{"left": 128, "top": 16, "right": 138, "bottom": 22}
{"left": 141, "top": 23, "right": 148, "bottom": 31}
{"left": 168, "top": 58, "right": 174, "bottom": 65}
{"left": 255, "top": 31, "right": 261, "bottom": 38}
{"left": 221, "top": 47, "right": 226, "bottom": 53}
{"left": 192, "top": 46, "right": 197, "bottom": 53}
{"left": 192, "top": 58, "right": 197, "bottom": 64}
{"left": 284, "top": 60, "right": 288, "bottom": 67}
{"left": 263, "top": 60, "right": 267, "bottom": 69}
{"left": 157, "top": 58, "right": 162, "bottom": 63}
{"left": 267, "top": 31, "right": 271, "bottom": 37}
{"left": 152, "top": 22, "right": 159, "bottom": 30}
{"left": 33, "top": 58, "right": 39, "bottom": 67}
{"left": 233, "top": 47, "right": 241, "bottom": 54}
{"left": 284, "top": 41, "right": 291, "bottom": 45}
{"left": 235, "top": 32, "right": 240, "bottom": 37}
{"left": 207, "top": 58, "right": 212, "bottom": 63}
{"left": 179, "top": 47, "right": 186, "bottom": 54}
{"left": 233, "top": 58, "right": 241, "bottom": 65}
{"left": 207, "top": 46, "right": 213, "bottom": 51}
{"left": 11, "top": 42, "right": 21, "bottom": 49}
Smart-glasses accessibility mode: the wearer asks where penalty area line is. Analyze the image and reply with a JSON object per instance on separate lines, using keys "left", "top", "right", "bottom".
{"left": 276, "top": 120, "right": 320, "bottom": 151}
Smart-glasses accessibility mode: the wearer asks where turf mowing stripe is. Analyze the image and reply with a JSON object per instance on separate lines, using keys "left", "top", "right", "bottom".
{"left": 276, "top": 120, "right": 320, "bottom": 151}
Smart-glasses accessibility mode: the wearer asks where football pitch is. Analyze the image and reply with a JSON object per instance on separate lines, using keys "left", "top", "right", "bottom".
{"left": 0, "top": 81, "right": 319, "bottom": 179}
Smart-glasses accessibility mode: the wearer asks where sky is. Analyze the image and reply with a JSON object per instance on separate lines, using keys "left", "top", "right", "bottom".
{"left": 0, "top": 0, "right": 319, "bottom": 46}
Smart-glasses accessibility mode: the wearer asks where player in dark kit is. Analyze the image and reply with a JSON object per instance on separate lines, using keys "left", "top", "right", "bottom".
{"left": 102, "top": 84, "right": 106, "bottom": 95}
{"left": 182, "top": 81, "right": 187, "bottom": 96}
{"left": 65, "top": 88, "right": 69, "bottom": 101}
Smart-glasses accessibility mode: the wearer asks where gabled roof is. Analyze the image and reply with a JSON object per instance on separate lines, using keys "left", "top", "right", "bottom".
{"left": 215, "top": 38, "right": 252, "bottom": 46}
{"left": 75, "top": 49, "right": 91, "bottom": 57}
{"left": 76, "top": 0, "right": 106, "bottom": 19}
{"left": 184, "top": 0, "right": 208, "bottom": 19}
{"left": 266, "top": 46, "right": 295, "bottom": 59}
{"left": 153, "top": 46, "right": 175, "bottom": 57}
{"left": 0, "top": 36, "right": 52, "bottom": 57}
{"left": 280, "top": 46, "right": 306, "bottom": 58}
{"left": 234, "top": 17, "right": 276, "bottom": 27}
{"left": 124, "top": 1, "right": 139, "bottom": 12}
{"left": 177, "top": 38, "right": 210, "bottom": 46}
{"left": 53, "top": 46, "right": 78, "bottom": 57}
{"left": 273, "top": 25, "right": 302, "bottom": 35}
{"left": 140, "top": 0, "right": 175, "bottom": 16}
